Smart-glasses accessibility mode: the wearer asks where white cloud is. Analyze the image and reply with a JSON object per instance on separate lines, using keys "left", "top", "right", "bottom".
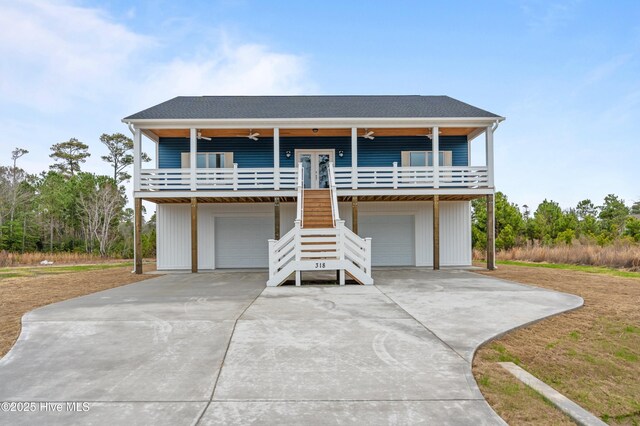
{"left": 0, "top": 0, "right": 151, "bottom": 111}
{"left": 0, "top": 0, "right": 315, "bottom": 181}
{"left": 519, "top": 0, "right": 581, "bottom": 33}
{"left": 134, "top": 41, "right": 314, "bottom": 109}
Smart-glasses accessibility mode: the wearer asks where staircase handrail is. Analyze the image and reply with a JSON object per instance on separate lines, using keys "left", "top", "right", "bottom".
{"left": 328, "top": 162, "right": 340, "bottom": 227}
{"left": 295, "top": 162, "right": 304, "bottom": 227}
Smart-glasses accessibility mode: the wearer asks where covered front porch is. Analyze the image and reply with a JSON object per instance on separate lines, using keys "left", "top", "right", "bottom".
{"left": 132, "top": 126, "right": 495, "bottom": 196}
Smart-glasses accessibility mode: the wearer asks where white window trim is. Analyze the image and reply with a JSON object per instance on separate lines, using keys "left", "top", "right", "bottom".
{"left": 181, "top": 152, "right": 234, "bottom": 168}
{"left": 401, "top": 150, "right": 452, "bottom": 167}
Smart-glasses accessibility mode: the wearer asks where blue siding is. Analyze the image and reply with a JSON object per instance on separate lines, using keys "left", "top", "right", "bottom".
{"left": 158, "top": 135, "right": 468, "bottom": 168}
{"left": 279, "top": 137, "right": 352, "bottom": 168}
{"left": 158, "top": 137, "right": 274, "bottom": 168}
{"left": 358, "top": 136, "right": 468, "bottom": 167}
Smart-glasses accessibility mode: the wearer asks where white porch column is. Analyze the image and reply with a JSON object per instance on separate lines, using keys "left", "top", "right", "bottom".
{"left": 351, "top": 127, "right": 358, "bottom": 189}
{"left": 190, "top": 128, "right": 197, "bottom": 191}
{"left": 273, "top": 127, "right": 280, "bottom": 190}
{"left": 133, "top": 127, "right": 142, "bottom": 191}
{"left": 485, "top": 126, "right": 494, "bottom": 188}
{"left": 432, "top": 126, "right": 439, "bottom": 188}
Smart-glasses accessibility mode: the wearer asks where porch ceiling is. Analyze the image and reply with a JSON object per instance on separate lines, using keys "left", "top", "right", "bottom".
{"left": 148, "top": 127, "right": 480, "bottom": 139}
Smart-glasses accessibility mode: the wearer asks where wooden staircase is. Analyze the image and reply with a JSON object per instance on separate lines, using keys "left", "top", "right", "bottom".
{"left": 302, "top": 189, "right": 334, "bottom": 228}
{"left": 266, "top": 162, "right": 373, "bottom": 287}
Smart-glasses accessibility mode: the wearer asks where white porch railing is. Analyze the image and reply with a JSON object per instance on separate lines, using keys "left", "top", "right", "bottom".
{"left": 138, "top": 165, "right": 490, "bottom": 192}
{"left": 139, "top": 165, "right": 297, "bottom": 191}
{"left": 334, "top": 165, "right": 489, "bottom": 189}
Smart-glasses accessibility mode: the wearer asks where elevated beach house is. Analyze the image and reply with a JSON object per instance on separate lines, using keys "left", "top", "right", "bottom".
{"left": 123, "top": 96, "right": 504, "bottom": 286}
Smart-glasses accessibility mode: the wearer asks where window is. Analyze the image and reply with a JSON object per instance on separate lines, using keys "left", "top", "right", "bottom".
{"left": 402, "top": 151, "right": 452, "bottom": 167}
{"left": 181, "top": 152, "right": 233, "bottom": 168}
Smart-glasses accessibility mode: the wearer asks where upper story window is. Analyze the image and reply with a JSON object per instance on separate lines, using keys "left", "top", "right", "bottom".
{"left": 181, "top": 152, "right": 233, "bottom": 168}
{"left": 402, "top": 151, "right": 452, "bottom": 167}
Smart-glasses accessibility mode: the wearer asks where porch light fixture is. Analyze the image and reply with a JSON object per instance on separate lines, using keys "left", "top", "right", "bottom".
{"left": 285, "top": 150, "right": 292, "bottom": 158}
{"left": 338, "top": 150, "right": 344, "bottom": 157}
{"left": 363, "top": 129, "right": 375, "bottom": 140}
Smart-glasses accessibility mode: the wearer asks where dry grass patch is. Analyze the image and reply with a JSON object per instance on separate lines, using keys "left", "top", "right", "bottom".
{"left": 0, "top": 250, "right": 124, "bottom": 267}
{"left": 0, "top": 264, "right": 157, "bottom": 358}
{"left": 477, "top": 243, "right": 640, "bottom": 271}
{"left": 473, "top": 264, "right": 640, "bottom": 425}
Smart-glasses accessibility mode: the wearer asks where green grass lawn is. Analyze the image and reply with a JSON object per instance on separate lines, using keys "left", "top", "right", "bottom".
{"left": 494, "top": 260, "right": 640, "bottom": 279}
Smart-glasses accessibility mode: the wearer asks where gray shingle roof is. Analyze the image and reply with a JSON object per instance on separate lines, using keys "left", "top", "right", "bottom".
{"left": 124, "top": 95, "right": 501, "bottom": 121}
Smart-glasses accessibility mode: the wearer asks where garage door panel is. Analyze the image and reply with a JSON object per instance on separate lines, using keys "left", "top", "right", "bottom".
{"left": 215, "top": 217, "right": 272, "bottom": 268}
{"left": 359, "top": 215, "right": 415, "bottom": 266}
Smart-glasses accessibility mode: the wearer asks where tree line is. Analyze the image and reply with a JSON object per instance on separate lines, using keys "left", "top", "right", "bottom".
{"left": 0, "top": 135, "right": 154, "bottom": 257}
{"left": 472, "top": 192, "right": 640, "bottom": 251}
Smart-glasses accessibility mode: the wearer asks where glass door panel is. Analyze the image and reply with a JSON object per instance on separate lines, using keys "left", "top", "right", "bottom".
{"left": 300, "top": 154, "right": 312, "bottom": 188}
{"left": 317, "top": 154, "right": 330, "bottom": 189}
{"left": 296, "top": 151, "right": 333, "bottom": 189}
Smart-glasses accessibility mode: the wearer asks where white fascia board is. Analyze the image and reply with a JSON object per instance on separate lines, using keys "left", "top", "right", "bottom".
{"left": 134, "top": 190, "right": 298, "bottom": 199}
{"left": 134, "top": 188, "right": 494, "bottom": 199}
{"left": 336, "top": 188, "right": 494, "bottom": 196}
{"left": 123, "top": 116, "right": 506, "bottom": 129}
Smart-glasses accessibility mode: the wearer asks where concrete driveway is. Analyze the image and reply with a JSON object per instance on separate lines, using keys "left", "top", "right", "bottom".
{"left": 0, "top": 269, "right": 582, "bottom": 425}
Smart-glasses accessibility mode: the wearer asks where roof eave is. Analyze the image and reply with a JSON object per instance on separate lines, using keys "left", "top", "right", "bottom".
{"left": 122, "top": 116, "right": 505, "bottom": 129}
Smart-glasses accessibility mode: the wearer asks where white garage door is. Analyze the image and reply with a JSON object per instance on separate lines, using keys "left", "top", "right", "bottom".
{"left": 359, "top": 215, "right": 415, "bottom": 266}
{"left": 215, "top": 216, "right": 272, "bottom": 268}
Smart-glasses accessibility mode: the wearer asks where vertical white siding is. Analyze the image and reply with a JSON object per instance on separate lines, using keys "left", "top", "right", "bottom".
{"left": 440, "top": 201, "right": 472, "bottom": 266}
{"left": 157, "top": 200, "right": 471, "bottom": 270}
{"left": 198, "top": 205, "right": 215, "bottom": 270}
{"left": 280, "top": 203, "right": 296, "bottom": 235}
{"left": 157, "top": 204, "right": 190, "bottom": 270}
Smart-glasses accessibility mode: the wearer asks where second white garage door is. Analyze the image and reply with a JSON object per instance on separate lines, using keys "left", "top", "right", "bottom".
{"left": 359, "top": 215, "right": 415, "bottom": 266}
{"left": 214, "top": 216, "right": 272, "bottom": 268}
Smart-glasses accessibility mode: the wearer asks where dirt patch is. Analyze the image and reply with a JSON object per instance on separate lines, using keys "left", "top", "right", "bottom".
{"left": 473, "top": 265, "right": 640, "bottom": 425}
{"left": 0, "top": 265, "right": 157, "bottom": 358}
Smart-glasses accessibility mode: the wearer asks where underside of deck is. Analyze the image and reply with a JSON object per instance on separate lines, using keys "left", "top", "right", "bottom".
{"left": 141, "top": 193, "right": 488, "bottom": 204}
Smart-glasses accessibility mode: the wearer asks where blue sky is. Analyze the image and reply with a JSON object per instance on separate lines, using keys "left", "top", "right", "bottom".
{"left": 1, "top": 0, "right": 639, "bottom": 211}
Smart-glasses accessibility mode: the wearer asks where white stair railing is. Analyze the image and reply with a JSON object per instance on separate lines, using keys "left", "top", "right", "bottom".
{"left": 295, "top": 162, "right": 304, "bottom": 227}
{"left": 266, "top": 161, "right": 373, "bottom": 287}
{"left": 328, "top": 162, "right": 340, "bottom": 227}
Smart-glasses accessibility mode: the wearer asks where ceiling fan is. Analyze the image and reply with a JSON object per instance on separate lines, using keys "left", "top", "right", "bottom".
{"left": 197, "top": 131, "right": 212, "bottom": 141}
{"left": 425, "top": 129, "right": 442, "bottom": 140}
{"left": 247, "top": 129, "right": 260, "bottom": 141}
{"left": 362, "top": 130, "right": 375, "bottom": 140}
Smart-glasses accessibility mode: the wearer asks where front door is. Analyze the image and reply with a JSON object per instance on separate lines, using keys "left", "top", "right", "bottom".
{"left": 296, "top": 150, "right": 334, "bottom": 189}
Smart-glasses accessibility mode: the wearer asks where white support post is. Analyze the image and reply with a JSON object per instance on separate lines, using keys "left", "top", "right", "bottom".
{"left": 337, "top": 220, "right": 346, "bottom": 285}
{"left": 190, "top": 128, "right": 197, "bottom": 191}
{"left": 133, "top": 128, "right": 142, "bottom": 192}
{"left": 273, "top": 127, "right": 280, "bottom": 190}
{"left": 365, "top": 237, "right": 372, "bottom": 274}
{"left": 392, "top": 161, "right": 398, "bottom": 189}
{"left": 351, "top": 127, "right": 358, "bottom": 189}
{"left": 485, "top": 126, "right": 494, "bottom": 188}
{"left": 268, "top": 239, "right": 275, "bottom": 278}
{"left": 233, "top": 163, "right": 239, "bottom": 191}
{"left": 432, "top": 126, "right": 439, "bottom": 189}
